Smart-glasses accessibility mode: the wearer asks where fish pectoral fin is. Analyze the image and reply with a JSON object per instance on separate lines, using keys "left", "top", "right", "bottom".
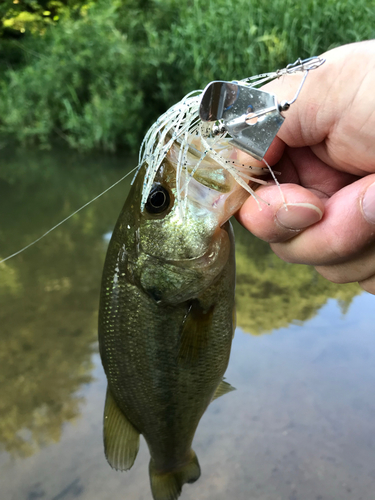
{"left": 211, "top": 379, "right": 236, "bottom": 402}
{"left": 103, "top": 386, "right": 140, "bottom": 471}
{"left": 149, "top": 450, "right": 201, "bottom": 500}
{"left": 178, "top": 301, "right": 214, "bottom": 365}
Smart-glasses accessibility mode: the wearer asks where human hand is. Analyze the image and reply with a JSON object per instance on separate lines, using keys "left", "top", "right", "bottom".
{"left": 236, "top": 40, "right": 375, "bottom": 294}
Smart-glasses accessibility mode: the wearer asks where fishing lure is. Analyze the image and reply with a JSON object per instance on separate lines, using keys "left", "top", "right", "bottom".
{"left": 137, "top": 56, "right": 325, "bottom": 214}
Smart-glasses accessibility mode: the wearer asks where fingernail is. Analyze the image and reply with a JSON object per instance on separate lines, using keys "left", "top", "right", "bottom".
{"left": 276, "top": 203, "right": 323, "bottom": 230}
{"left": 363, "top": 182, "right": 375, "bottom": 224}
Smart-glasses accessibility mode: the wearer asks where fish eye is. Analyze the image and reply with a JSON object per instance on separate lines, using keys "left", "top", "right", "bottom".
{"left": 145, "top": 184, "right": 171, "bottom": 214}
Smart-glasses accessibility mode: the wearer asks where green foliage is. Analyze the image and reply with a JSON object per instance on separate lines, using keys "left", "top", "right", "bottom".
{"left": 0, "top": 1, "right": 87, "bottom": 78}
{"left": 0, "top": 0, "right": 86, "bottom": 35}
{"left": 158, "top": 0, "right": 375, "bottom": 96}
{"left": 0, "top": 0, "right": 374, "bottom": 152}
{"left": 0, "top": 0, "right": 172, "bottom": 151}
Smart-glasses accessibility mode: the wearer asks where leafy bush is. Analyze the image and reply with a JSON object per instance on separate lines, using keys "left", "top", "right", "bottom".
{"left": 0, "top": 2, "right": 148, "bottom": 151}
{"left": 0, "top": 0, "right": 374, "bottom": 152}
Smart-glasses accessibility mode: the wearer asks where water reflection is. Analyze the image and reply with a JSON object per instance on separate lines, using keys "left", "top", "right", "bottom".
{"left": 0, "top": 147, "right": 364, "bottom": 476}
{"left": 0, "top": 148, "right": 135, "bottom": 457}
{"left": 233, "top": 220, "right": 361, "bottom": 334}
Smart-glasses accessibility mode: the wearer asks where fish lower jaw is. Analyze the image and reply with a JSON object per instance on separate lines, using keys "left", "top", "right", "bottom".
{"left": 164, "top": 226, "right": 230, "bottom": 272}
{"left": 138, "top": 228, "right": 231, "bottom": 304}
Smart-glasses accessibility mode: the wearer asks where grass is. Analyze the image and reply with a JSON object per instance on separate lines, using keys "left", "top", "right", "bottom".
{"left": 0, "top": 0, "right": 374, "bottom": 153}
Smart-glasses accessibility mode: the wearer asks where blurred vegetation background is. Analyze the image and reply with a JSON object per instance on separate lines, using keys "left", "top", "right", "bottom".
{"left": 1, "top": 0, "right": 375, "bottom": 153}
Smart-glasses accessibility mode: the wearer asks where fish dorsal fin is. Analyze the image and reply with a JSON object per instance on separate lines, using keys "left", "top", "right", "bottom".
{"left": 211, "top": 380, "right": 236, "bottom": 402}
{"left": 103, "top": 387, "right": 140, "bottom": 471}
{"left": 178, "top": 301, "right": 214, "bottom": 365}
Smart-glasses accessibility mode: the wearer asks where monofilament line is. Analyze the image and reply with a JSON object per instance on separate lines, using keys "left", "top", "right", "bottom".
{"left": 0, "top": 166, "right": 138, "bottom": 264}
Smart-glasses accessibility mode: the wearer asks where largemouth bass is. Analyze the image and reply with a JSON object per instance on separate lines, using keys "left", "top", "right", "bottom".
{"left": 98, "top": 93, "right": 270, "bottom": 500}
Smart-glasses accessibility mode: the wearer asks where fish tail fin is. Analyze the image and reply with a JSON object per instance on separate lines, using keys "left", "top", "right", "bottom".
{"left": 149, "top": 450, "right": 201, "bottom": 500}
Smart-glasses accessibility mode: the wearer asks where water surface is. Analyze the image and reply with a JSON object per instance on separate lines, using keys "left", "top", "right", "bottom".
{"left": 0, "top": 148, "right": 374, "bottom": 500}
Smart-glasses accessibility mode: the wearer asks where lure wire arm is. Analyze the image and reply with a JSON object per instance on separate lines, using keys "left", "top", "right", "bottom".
{"left": 199, "top": 56, "right": 326, "bottom": 160}
{"left": 277, "top": 56, "right": 326, "bottom": 112}
{"left": 243, "top": 56, "right": 326, "bottom": 87}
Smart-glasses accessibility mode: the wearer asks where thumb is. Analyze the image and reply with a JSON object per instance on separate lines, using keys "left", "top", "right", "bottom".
{"left": 271, "top": 176, "right": 375, "bottom": 267}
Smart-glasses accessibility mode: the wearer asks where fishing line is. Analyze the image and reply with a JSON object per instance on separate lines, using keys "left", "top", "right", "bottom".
{"left": 0, "top": 166, "right": 139, "bottom": 264}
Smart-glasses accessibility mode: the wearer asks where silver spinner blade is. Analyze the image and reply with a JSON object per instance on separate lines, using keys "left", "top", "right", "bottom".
{"left": 199, "top": 81, "right": 284, "bottom": 160}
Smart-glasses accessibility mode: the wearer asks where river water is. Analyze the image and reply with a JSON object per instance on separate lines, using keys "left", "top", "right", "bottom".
{"left": 0, "top": 148, "right": 374, "bottom": 500}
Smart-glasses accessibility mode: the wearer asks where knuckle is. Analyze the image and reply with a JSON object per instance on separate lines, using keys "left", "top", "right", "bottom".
{"left": 270, "top": 242, "right": 301, "bottom": 263}
{"left": 359, "top": 275, "right": 375, "bottom": 295}
{"left": 267, "top": 229, "right": 302, "bottom": 244}
{"left": 314, "top": 265, "right": 351, "bottom": 284}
